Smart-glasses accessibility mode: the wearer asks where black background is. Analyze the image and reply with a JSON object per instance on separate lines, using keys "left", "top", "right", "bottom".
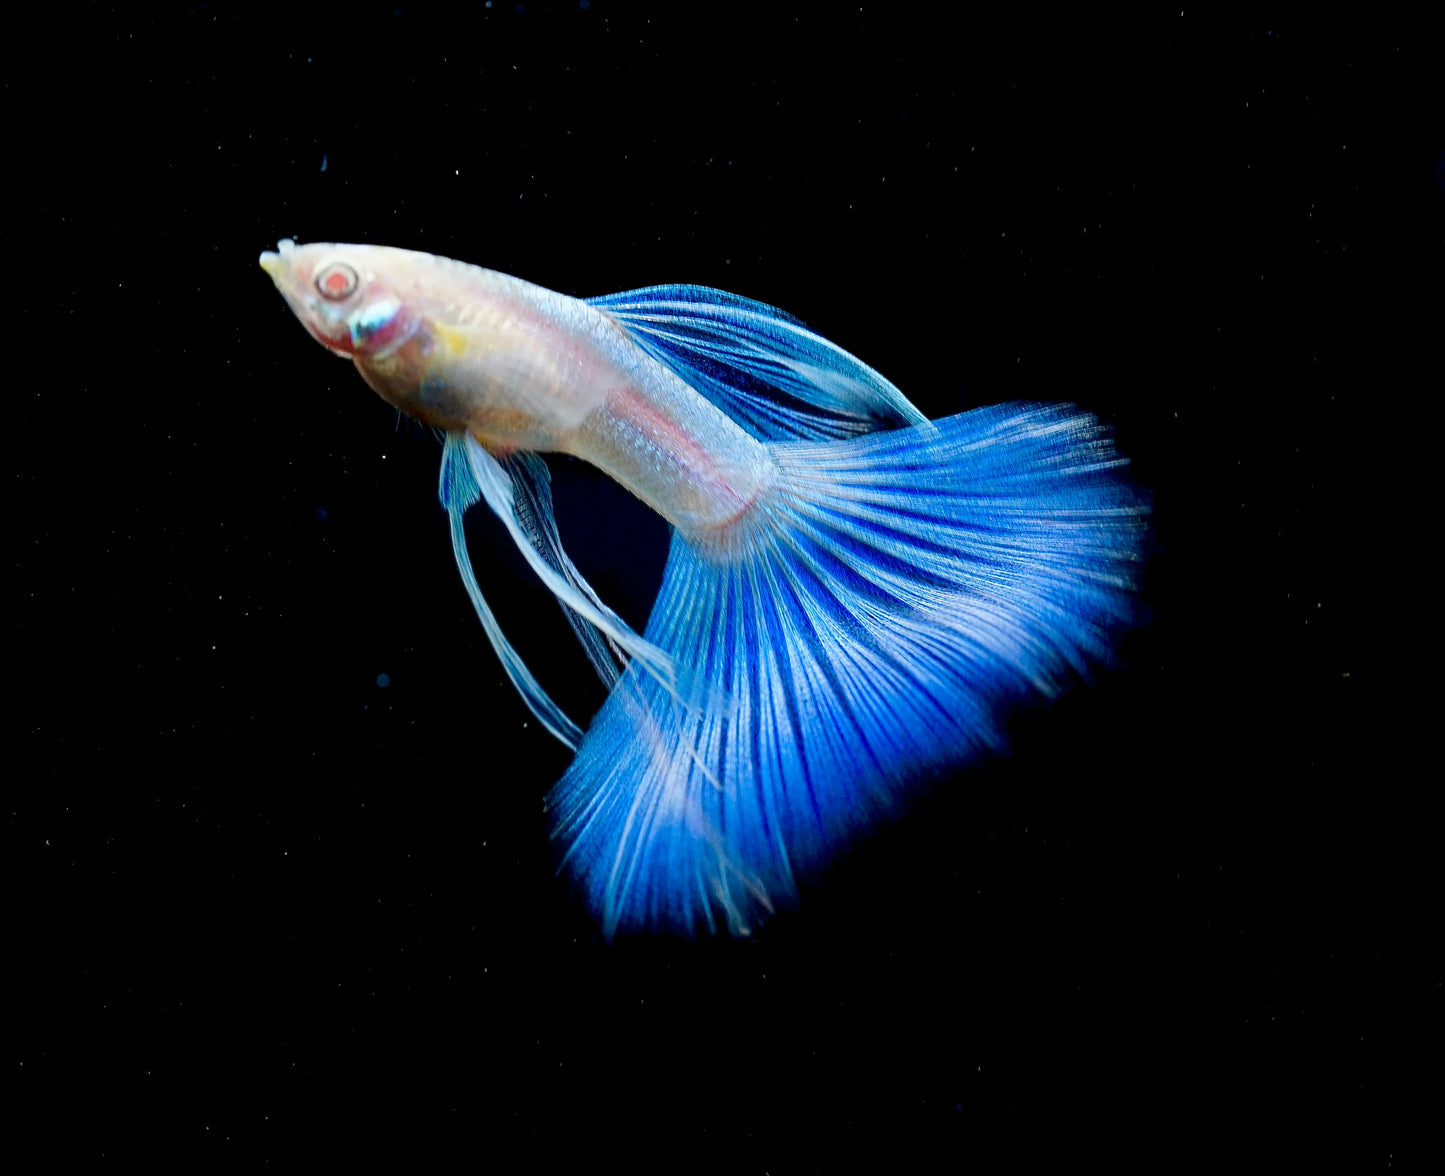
{"left": 11, "top": 4, "right": 1439, "bottom": 1169}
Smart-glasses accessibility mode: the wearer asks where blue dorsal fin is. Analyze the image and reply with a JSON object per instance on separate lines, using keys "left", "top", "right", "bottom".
{"left": 588, "top": 285, "right": 929, "bottom": 442}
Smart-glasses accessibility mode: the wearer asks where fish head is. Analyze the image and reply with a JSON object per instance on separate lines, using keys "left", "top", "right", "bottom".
{"left": 259, "top": 239, "right": 417, "bottom": 360}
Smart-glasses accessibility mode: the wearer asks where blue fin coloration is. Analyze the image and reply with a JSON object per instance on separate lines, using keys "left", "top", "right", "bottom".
{"left": 589, "top": 286, "right": 929, "bottom": 441}
{"left": 547, "top": 403, "right": 1149, "bottom": 937}
{"left": 440, "top": 292, "right": 1148, "bottom": 937}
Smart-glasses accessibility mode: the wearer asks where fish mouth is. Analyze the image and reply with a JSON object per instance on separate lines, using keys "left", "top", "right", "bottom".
{"left": 258, "top": 238, "right": 297, "bottom": 279}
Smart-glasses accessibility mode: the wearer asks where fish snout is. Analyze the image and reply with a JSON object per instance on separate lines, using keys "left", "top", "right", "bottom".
{"left": 258, "top": 239, "right": 298, "bottom": 280}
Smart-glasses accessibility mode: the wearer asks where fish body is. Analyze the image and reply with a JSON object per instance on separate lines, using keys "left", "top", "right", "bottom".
{"left": 261, "top": 240, "right": 771, "bottom": 540}
{"left": 262, "top": 239, "right": 1148, "bottom": 936}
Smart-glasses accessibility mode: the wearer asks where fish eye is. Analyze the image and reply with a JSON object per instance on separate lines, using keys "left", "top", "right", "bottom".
{"left": 315, "top": 262, "right": 359, "bottom": 301}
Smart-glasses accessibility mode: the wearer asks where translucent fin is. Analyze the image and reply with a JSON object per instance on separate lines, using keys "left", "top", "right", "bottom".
{"left": 547, "top": 403, "right": 1150, "bottom": 937}
{"left": 458, "top": 434, "right": 729, "bottom": 717}
{"left": 589, "top": 285, "right": 930, "bottom": 441}
{"left": 499, "top": 450, "right": 626, "bottom": 691}
{"left": 438, "top": 435, "right": 584, "bottom": 750}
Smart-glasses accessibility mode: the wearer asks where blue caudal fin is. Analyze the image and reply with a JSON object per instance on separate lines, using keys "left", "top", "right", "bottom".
{"left": 548, "top": 403, "right": 1149, "bottom": 937}
{"left": 440, "top": 289, "right": 1148, "bottom": 935}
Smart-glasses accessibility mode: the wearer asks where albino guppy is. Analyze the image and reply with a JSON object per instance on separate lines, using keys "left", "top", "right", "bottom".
{"left": 260, "top": 239, "right": 1148, "bottom": 936}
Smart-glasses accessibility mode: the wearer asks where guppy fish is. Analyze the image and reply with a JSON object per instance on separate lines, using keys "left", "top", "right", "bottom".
{"left": 260, "top": 239, "right": 1147, "bottom": 937}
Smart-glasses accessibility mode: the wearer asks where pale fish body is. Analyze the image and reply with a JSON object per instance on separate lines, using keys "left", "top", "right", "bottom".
{"left": 261, "top": 239, "right": 1148, "bottom": 936}
{"left": 261, "top": 241, "right": 774, "bottom": 540}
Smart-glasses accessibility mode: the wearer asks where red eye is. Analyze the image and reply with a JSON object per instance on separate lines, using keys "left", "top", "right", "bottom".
{"left": 315, "top": 262, "right": 359, "bottom": 301}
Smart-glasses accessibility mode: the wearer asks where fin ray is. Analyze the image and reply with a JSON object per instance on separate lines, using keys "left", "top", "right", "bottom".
{"left": 459, "top": 434, "right": 730, "bottom": 718}
{"left": 498, "top": 451, "right": 627, "bottom": 690}
{"left": 589, "top": 285, "right": 929, "bottom": 441}
{"left": 438, "top": 436, "right": 585, "bottom": 749}
{"left": 548, "top": 403, "right": 1149, "bottom": 936}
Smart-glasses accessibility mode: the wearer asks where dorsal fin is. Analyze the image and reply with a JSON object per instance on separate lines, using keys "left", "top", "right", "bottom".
{"left": 589, "top": 285, "right": 929, "bottom": 441}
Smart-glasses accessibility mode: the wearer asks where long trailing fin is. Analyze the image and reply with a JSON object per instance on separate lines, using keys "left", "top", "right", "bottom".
{"left": 499, "top": 451, "right": 627, "bottom": 691}
{"left": 493, "top": 453, "right": 725, "bottom": 789}
{"left": 439, "top": 434, "right": 584, "bottom": 749}
{"left": 460, "top": 434, "right": 730, "bottom": 718}
{"left": 588, "top": 285, "right": 930, "bottom": 441}
{"left": 547, "top": 403, "right": 1150, "bottom": 938}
